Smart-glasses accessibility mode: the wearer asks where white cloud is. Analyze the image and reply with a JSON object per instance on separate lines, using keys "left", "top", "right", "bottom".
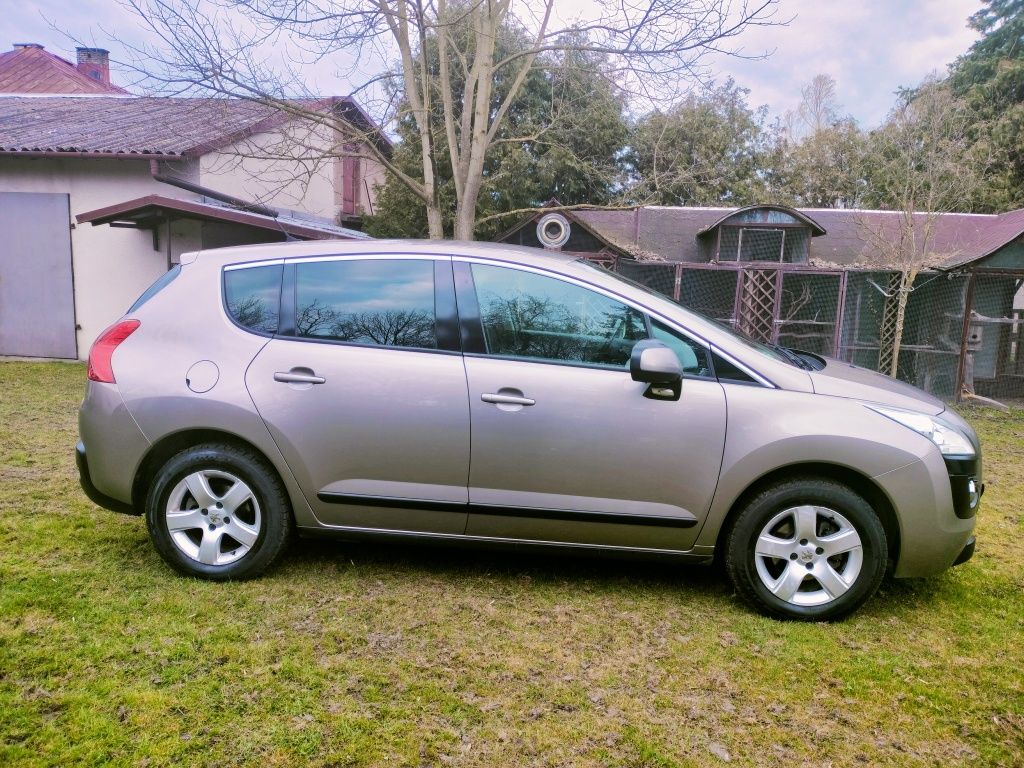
{"left": 0, "top": 0, "right": 983, "bottom": 126}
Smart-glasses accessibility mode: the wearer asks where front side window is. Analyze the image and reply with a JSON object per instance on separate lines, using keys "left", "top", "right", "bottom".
{"left": 650, "top": 319, "right": 713, "bottom": 377}
{"left": 224, "top": 264, "right": 282, "bottom": 334}
{"left": 295, "top": 259, "right": 437, "bottom": 350}
{"left": 471, "top": 263, "right": 646, "bottom": 367}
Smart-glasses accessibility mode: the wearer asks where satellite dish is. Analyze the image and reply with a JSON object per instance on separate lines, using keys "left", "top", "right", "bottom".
{"left": 537, "top": 213, "right": 571, "bottom": 248}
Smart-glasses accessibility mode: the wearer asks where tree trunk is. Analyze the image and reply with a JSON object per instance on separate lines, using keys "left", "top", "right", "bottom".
{"left": 426, "top": 204, "right": 444, "bottom": 239}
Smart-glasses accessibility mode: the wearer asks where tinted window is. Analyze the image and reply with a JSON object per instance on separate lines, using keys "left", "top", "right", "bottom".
{"left": 224, "top": 264, "right": 282, "bottom": 333}
{"left": 472, "top": 264, "right": 646, "bottom": 367}
{"left": 650, "top": 320, "right": 713, "bottom": 377}
{"left": 295, "top": 259, "right": 436, "bottom": 349}
{"left": 129, "top": 264, "right": 180, "bottom": 313}
{"left": 712, "top": 351, "right": 758, "bottom": 384}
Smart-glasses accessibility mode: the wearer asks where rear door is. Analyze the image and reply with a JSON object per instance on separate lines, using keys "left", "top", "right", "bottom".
{"left": 244, "top": 255, "right": 471, "bottom": 533}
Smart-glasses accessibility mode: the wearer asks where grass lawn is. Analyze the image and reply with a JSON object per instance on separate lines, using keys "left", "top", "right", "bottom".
{"left": 1, "top": 361, "right": 1022, "bottom": 767}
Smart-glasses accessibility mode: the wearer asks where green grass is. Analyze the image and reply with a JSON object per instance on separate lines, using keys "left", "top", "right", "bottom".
{"left": 1, "top": 361, "right": 1022, "bottom": 767}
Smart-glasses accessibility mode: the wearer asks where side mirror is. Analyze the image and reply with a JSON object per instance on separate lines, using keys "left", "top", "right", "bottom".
{"left": 630, "top": 340, "right": 682, "bottom": 401}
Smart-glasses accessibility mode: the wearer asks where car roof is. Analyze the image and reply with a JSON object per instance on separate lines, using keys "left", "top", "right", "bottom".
{"left": 183, "top": 239, "right": 579, "bottom": 270}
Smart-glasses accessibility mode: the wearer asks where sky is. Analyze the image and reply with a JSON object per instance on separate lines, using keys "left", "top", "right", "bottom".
{"left": 0, "top": 0, "right": 983, "bottom": 129}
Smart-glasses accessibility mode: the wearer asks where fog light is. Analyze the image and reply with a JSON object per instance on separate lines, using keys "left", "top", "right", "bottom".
{"left": 968, "top": 479, "right": 980, "bottom": 510}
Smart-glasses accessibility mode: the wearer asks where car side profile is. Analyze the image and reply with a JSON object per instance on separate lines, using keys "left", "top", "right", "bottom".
{"left": 77, "top": 240, "right": 982, "bottom": 620}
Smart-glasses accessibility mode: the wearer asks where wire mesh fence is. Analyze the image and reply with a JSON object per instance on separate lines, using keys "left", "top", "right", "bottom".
{"left": 609, "top": 260, "right": 1024, "bottom": 403}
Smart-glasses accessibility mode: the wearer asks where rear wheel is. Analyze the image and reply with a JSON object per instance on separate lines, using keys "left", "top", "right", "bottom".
{"left": 725, "top": 478, "right": 887, "bottom": 621}
{"left": 145, "top": 444, "right": 292, "bottom": 580}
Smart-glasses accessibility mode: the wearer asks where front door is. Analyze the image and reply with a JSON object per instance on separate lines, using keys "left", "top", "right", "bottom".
{"left": 244, "top": 256, "right": 471, "bottom": 533}
{"left": 458, "top": 261, "right": 727, "bottom": 551}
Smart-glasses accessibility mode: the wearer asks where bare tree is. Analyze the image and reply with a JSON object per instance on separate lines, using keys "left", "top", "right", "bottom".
{"left": 111, "top": 0, "right": 780, "bottom": 239}
{"left": 856, "top": 83, "right": 989, "bottom": 376}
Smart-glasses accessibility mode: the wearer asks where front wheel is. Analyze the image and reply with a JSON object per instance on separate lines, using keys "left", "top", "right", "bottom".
{"left": 145, "top": 443, "right": 293, "bottom": 580}
{"left": 724, "top": 478, "right": 887, "bottom": 621}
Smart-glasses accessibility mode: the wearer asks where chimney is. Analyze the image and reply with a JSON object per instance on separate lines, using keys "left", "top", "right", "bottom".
{"left": 76, "top": 47, "right": 110, "bottom": 86}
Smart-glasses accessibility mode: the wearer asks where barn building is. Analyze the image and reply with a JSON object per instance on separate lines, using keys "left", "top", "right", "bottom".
{"left": 498, "top": 204, "right": 1024, "bottom": 402}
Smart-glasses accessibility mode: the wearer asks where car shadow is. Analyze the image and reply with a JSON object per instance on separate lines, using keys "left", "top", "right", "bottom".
{"left": 283, "top": 534, "right": 727, "bottom": 597}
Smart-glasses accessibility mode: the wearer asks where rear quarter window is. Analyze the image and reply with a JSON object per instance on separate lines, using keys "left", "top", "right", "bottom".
{"left": 224, "top": 264, "right": 283, "bottom": 334}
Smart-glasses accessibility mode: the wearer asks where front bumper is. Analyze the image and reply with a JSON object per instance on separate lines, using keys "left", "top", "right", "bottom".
{"left": 76, "top": 442, "right": 137, "bottom": 515}
{"left": 953, "top": 536, "right": 976, "bottom": 567}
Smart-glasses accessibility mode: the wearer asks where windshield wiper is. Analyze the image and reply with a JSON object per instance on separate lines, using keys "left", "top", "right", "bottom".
{"left": 771, "top": 344, "right": 813, "bottom": 371}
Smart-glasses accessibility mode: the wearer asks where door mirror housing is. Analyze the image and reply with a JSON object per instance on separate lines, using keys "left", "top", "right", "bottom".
{"left": 630, "top": 340, "right": 683, "bottom": 400}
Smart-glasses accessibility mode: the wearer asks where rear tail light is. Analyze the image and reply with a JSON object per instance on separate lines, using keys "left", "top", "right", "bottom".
{"left": 87, "top": 319, "right": 140, "bottom": 383}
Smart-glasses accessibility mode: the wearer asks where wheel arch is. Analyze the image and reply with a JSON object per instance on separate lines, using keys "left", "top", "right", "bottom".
{"left": 713, "top": 462, "right": 901, "bottom": 566}
{"left": 131, "top": 428, "right": 293, "bottom": 518}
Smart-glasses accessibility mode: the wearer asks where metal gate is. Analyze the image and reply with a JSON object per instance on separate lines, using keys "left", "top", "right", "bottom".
{"left": 0, "top": 192, "right": 77, "bottom": 358}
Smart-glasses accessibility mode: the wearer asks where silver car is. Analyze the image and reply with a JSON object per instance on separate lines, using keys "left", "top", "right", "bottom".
{"left": 76, "top": 241, "right": 981, "bottom": 620}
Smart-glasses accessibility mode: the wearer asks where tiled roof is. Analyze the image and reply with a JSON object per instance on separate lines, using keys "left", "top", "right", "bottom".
{"left": 563, "top": 206, "right": 1024, "bottom": 270}
{"left": 0, "top": 45, "right": 127, "bottom": 94}
{"left": 0, "top": 95, "right": 389, "bottom": 156}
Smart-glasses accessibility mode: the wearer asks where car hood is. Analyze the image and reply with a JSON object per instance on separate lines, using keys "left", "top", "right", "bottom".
{"left": 806, "top": 357, "right": 946, "bottom": 415}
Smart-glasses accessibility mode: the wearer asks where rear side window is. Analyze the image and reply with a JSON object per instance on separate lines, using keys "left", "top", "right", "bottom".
{"left": 224, "top": 264, "right": 283, "bottom": 334}
{"left": 128, "top": 264, "right": 180, "bottom": 313}
{"left": 294, "top": 259, "right": 437, "bottom": 349}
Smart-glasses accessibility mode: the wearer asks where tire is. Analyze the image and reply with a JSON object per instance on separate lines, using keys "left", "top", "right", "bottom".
{"left": 145, "top": 443, "right": 293, "bottom": 580}
{"left": 724, "top": 478, "right": 887, "bottom": 621}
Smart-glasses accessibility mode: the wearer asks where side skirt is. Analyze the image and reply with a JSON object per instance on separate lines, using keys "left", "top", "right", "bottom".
{"left": 296, "top": 523, "right": 714, "bottom": 564}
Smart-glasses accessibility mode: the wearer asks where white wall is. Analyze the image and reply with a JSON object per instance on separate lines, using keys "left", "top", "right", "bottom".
{"left": 199, "top": 124, "right": 337, "bottom": 220}
{"left": 200, "top": 122, "right": 387, "bottom": 222}
{"left": 0, "top": 157, "right": 196, "bottom": 358}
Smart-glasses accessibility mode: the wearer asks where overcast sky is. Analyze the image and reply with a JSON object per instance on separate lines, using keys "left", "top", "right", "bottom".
{"left": 1, "top": 0, "right": 982, "bottom": 128}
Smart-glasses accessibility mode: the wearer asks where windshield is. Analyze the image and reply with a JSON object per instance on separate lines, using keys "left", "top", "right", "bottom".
{"left": 574, "top": 259, "right": 794, "bottom": 366}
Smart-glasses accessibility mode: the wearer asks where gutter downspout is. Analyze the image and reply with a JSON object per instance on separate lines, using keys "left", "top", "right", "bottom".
{"left": 149, "top": 160, "right": 278, "bottom": 218}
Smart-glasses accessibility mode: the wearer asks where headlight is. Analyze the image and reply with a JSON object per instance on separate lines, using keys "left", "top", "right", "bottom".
{"left": 867, "top": 405, "right": 976, "bottom": 457}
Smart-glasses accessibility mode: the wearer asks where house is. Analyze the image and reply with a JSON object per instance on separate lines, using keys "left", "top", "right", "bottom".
{"left": 0, "top": 43, "right": 387, "bottom": 360}
{"left": 497, "top": 204, "right": 1024, "bottom": 402}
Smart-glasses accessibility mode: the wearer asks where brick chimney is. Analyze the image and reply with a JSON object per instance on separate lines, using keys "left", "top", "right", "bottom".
{"left": 76, "top": 47, "right": 110, "bottom": 86}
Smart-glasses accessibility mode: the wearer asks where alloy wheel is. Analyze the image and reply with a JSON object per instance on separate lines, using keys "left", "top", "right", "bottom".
{"left": 164, "top": 469, "right": 262, "bottom": 566}
{"left": 753, "top": 505, "right": 864, "bottom": 607}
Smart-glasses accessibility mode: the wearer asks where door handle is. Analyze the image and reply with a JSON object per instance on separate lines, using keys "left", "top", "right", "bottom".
{"left": 274, "top": 370, "right": 326, "bottom": 384}
{"left": 481, "top": 392, "right": 535, "bottom": 406}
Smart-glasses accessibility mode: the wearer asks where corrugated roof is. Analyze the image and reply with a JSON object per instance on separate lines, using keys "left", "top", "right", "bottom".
{"left": 0, "top": 96, "right": 289, "bottom": 155}
{"left": 0, "top": 93, "right": 390, "bottom": 159}
{"left": 0, "top": 45, "right": 128, "bottom": 95}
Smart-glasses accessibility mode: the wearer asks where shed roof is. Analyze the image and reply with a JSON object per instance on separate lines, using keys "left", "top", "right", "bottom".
{"left": 75, "top": 194, "right": 371, "bottom": 241}
{"left": 0, "top": 44, "right": 128, "bottom": 95}
{"left": 548, "top": 205, "right": 1024, "bottom": 269}
{"left": 0, "top": 95, "right": 389, "bottom": 157}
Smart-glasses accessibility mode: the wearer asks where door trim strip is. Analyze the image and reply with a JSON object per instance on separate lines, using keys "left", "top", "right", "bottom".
{"left": 316, "top": 492, "right": 698, "bottom": 528}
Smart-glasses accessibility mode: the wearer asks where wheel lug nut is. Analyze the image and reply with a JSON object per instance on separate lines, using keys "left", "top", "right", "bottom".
{"left": 805, "top": 562, "right": 813, "bottom": 570}
{"left": 216, "top": 502, "right": 223, "bottom": 509}
{"left": 201, "top": 509, "right": 208, "bottom": 515}
{"left": 816, "top": 547, "right": 824, "bottom": 555}
{"left": 208, "top": 524, "right": 215, "bottom": 531}
{"left": 799, "top": 539, "right": 808, "bottom": 546}
{"left": 224, "top": 517, "right": 230, "bottom": 524}
{"left": 789, "top": 553, "right": 798, "bottom": 560}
